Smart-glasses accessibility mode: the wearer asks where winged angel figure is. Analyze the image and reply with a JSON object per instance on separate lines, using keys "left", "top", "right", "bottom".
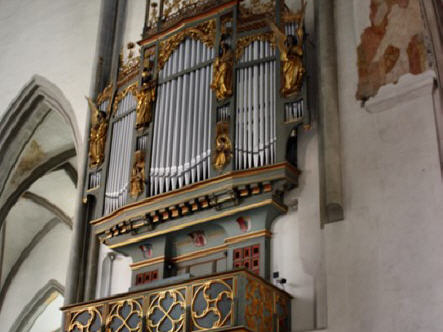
{"left": 268, "top": 0, "right": 307, "bottom": 97}
{"left": 86, "top": 97, "right": 108, "bottom": 168}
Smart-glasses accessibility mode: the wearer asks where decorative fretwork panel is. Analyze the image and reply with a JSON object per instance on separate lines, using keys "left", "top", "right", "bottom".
{"left": 191, "top": 278, "right": 234, "bottom": 330}
{"left": 106, "top": 299, "right": 143, "bottom": 332}
{"left": 147, "top": 288, "right": 186, "bottom": 332}
{"left": 68, "top": 307, "right": 103, "bottom": 332}
{"left": 63, "top": 271, "right": 291, "bottom": 332}
{"left": 245, "top": 277, "right": 274, "bottom": 332}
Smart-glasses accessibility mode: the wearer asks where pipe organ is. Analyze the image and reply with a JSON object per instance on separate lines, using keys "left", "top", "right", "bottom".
{"left": 69, "top": 1, "right": 311, "bottom": 331}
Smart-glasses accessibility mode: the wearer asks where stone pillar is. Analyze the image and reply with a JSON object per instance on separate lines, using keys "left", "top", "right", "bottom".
{"left": 315, "top": 0, "right": 344, "bottom": 224}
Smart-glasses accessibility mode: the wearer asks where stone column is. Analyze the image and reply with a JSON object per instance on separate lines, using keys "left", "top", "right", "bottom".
{"left": 315, "top": 0, "right": 344, "bottom": 224}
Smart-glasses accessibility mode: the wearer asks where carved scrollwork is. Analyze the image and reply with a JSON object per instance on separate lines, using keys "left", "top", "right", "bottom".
{"left": 147, "top": 289, "right": 186, "bottom": 332}
{"left": 105, "top": 299, "right": 143, "bottom": 332}
{"left": 239, "top": 0, "right": 275, "bottom": 18}
{"left": 68, "top": 307, "right": 102, "bottom": 332}
{"left": 191, "top": 279, "right": 234, "bottom": 330}
{"left": 113, "top": 82, "right": 138, "bottom": 115}
{"left": 245, "top": 277, "right": 273, "bottom": 332}
{"left": 235, "top": 33, "right": 275, "bottom": 60}
{"left": 158, "top": 20, "right": 216, "bottom": 70}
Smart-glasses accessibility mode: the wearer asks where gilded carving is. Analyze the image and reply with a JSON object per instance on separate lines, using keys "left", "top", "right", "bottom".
{"left": 268, "top": 0, "right": 307, "bottom": 97}
{"left": 87, "top": 97, "right": 109, "bottom": 168}
{"left": 135, "top": 56, "right": 156, "bottom": 130}
{"left": 158, "top": 20, "right": 216, "bottom": 70}
{"left": 245, "top": 278, "right": 273, "bottom": 332}
{"left": 276, "top": 293, "right": 290, "bottom": 332}
{"left": 113, "top": 82, "right": 138, "bottom": 115}
{"left": 239, "top": 0, "right": 275, "bottom": 18}
{"left": 147, "top": 289, "right": 186, "bottom": 332}
{"left": 68, "top": 307, "right": 102, "bottom": 332}
{"left": 235, "top": 33, "right": 275, "bottom": 60}
{"left": 213, "top": 121, "right": 232, "bottom": 171}
{"left": 106, "top": 299, "right": 143, "bottom": 332}
{"left": 191, "top": 279, "right": 234, "bottom": 330}
{"left": 130, "top": 150, "right": 146, "bottom": 198}
{"left": 211, "top": 39, "right": 234, "bottom": 100}
{"left": 118, "top": 42, "right": 141, "bottom": 87}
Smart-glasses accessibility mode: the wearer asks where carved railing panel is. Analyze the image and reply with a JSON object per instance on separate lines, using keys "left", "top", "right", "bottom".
{"left": 62, "top": 270, "right": 291, "bottom": 332}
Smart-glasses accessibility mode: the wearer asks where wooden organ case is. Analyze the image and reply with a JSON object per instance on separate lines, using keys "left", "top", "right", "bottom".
{"left": 64, "top": 1, "right": 310, "bottom": 331}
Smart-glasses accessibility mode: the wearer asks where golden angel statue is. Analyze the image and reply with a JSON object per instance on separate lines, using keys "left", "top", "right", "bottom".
{"left": 135, "top": 58, "right": 156, "bottom": 130}
{"left": 211, "top": 39, "right": 234, "bottom": 101}
{"left": 130, "top": 150, "right": 145, "bottom": 198}
{"left": 268, "top": 0, "right": 307, "bottom": 97}
{"left": 213, "top": 121, "right": 232, "bottom": 170}
{"left": 86, "top": 97, "right": 108, "bottom": 168}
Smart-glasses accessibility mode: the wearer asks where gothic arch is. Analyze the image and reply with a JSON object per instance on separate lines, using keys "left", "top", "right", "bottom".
{"left": 0, "top": 75, "right": 80, "bottom": 323}
{"left": 8, "top": 279, "right": 64, "bottom": 332}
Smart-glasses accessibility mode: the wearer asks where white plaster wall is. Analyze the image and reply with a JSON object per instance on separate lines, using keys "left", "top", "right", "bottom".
{"left": 0, "top": 223, "right": 71, "bottom": 331}
{"left": 123, "top": 0, "right": 146, "bottom": 46}
{"left": 272, "top": 127, "right": 324, "bottom": 331}
{"left": 0, "top": 0, "right": 102, "bottom": 142}
{"left": 323, "top": 1, "right": 443, "bottom": 332}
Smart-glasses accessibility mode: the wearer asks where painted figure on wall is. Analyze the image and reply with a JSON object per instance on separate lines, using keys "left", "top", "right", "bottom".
{"left": 211, "top": 37, "right": 234, "bottom": 100}
{"left": 87, "top": 97, "right": 108, "bottom": 168}
{"left": 268, "top": 0, "right": 306, "bottom": 97}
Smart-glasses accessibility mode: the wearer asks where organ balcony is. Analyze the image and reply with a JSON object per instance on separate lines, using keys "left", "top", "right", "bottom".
{"left": 62, "top": 269, "right": 291, "bottom": 332}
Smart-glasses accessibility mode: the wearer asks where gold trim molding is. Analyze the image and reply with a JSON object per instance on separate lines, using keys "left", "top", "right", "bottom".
{"left": 236, "top": 32, "right": 275, "bottom": 60}
{"left": 158, "top": 19, "right": 216, "bottom": 70}
{"left": 91, "top": 162, "right": 298, "bottom": 226}
{"left": 172, "top": 244, "right": 228, "bottom": 264}
{"left": 107, "top": 199, "right": 285, "bottom": 249}
{"left": 130, "top": 256, "right": 166, "bottom": 270}
{"left": 224, "top": 230, "right": 272, "bottom": 245}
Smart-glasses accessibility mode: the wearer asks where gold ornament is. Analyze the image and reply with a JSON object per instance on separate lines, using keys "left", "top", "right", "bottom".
{"left": 211, "top": 41, "right": 234, "bottom": 100}
{"left": 268, "top": 0, "right": 306, "bottom": 97}
{"left": 130, "top": 150, "right": 145, "bottom": 198}
{"left": 86, "top": 96, "right": 109, "bottom": 168}
{"left": 213, "top": 121, "right": 232, "bottom": 171}
{"left": 235, "top": 33, "right": 275, "bottom": 61}
{"left": 158, "top": 20, "right": 216, "bottom": 70}
{"left": 136, "top": 58, "right": 156, "bottom": 130}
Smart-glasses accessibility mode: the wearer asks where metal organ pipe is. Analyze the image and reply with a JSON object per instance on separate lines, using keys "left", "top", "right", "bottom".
{"left": 150, "top": 38, "right": 214, "bottom": 196}
{"left": 104, "top": 93, "right": 136, "bottom": 214}
{"left": 235, "top": 40, "right": 276, "bottom": 170}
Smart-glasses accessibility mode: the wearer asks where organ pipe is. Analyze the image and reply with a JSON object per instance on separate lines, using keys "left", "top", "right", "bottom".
{"left": 150, "top": 38, "right": 214, "bottom": 196}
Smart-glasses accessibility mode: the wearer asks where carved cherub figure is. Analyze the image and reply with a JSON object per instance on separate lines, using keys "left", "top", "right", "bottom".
{"left": 211, "top": 38, "right": 234, "bottom": 100}
{"left": 130, "top": 150, "right": 145, "bottom": 198}
{"left": 86, "top": 97, "right": 108, "bottom": 168}
{"left": 267, "top": 0, "right": 306, "bottom": 97}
